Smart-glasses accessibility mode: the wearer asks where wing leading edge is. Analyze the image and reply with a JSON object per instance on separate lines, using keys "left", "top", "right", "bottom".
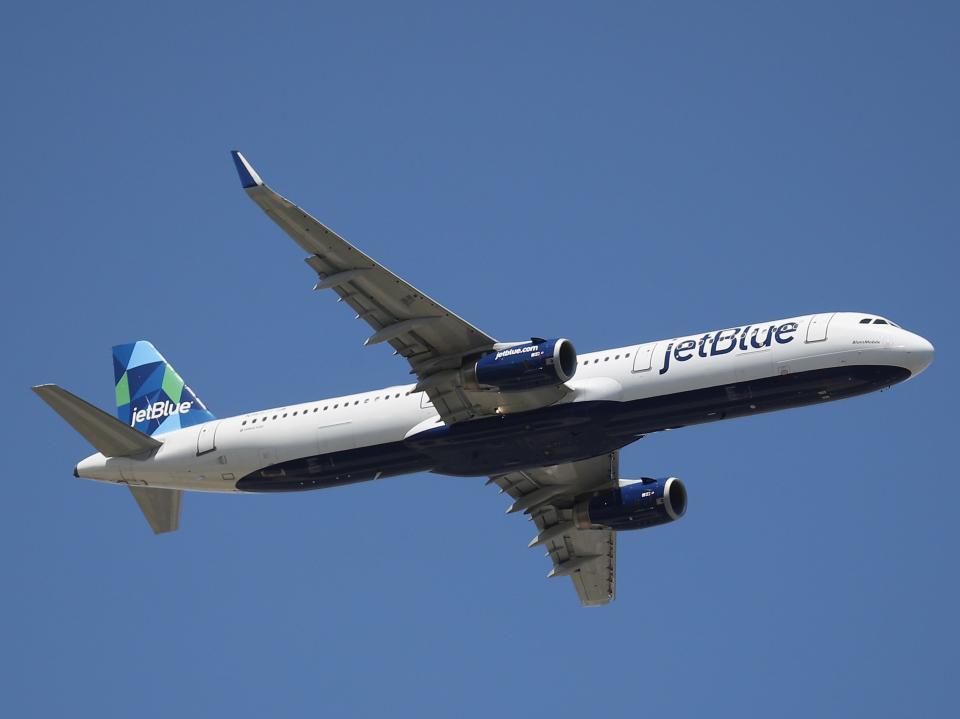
{"left": 231, "top": 152, "right": 580, "bottom": 423}
{"left": 231, "top": 151, "right": 499, "bottom": 423}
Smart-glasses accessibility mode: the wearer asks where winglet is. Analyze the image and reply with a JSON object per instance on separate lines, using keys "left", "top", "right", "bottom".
{"left": 231, "top": 150, "right": 263, "bottom": 188}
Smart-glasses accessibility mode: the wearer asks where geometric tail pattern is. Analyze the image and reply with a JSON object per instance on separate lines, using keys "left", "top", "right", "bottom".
{"left": 112, "top": 340, "right": 215, "bottom": 436}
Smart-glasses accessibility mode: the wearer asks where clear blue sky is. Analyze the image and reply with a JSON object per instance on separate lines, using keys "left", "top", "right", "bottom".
{"left": 1, "top": 2, "right": 956, "bottom": 716}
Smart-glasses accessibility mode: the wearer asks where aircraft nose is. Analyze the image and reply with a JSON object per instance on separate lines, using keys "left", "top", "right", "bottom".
{"left": 900, "top": 332, "right": 934, "bottom": 377}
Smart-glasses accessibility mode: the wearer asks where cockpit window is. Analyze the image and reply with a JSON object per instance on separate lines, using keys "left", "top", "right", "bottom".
{"left": 873, "top": 319, "right": 888, "bottom": 325}
{"left": 859, "top": 318, "right": 872, "bottom": 324}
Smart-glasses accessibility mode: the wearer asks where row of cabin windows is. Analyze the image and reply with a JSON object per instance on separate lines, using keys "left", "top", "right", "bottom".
{"left": 582, "top": 352, "right": 630, "bottom": 365}
{"left": 239, "top": 349, "right": 637, "bottom": 426}
{"left": 241, "top": 391, "right": 411, "bottom": 426}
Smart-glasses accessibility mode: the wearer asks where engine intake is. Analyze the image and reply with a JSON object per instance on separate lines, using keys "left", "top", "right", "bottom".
{"left": 575, "top": 477, "right": 687, "bottom": 531}
{"left": 469, "top": 338, "right": 577, "bottom": 392}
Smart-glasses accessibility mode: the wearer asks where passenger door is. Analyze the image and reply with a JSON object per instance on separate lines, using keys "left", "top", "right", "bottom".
{"left": 631, "top": 342, "right": 658, "bottom": 373}
{"left": 805, "top": 313, "right": 835, "bottom": 343}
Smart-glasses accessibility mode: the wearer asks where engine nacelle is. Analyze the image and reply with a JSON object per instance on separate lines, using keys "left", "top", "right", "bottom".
{"left": 575, "top": 477, "right": 687, "bottom": 531}
{"left": 469, "top": 338, "right": 577, "bottom": 392}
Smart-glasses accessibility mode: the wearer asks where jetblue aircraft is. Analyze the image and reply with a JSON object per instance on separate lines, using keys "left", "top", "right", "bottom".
{"left": 34, "top": 152, "right": 935, "bottom": 606}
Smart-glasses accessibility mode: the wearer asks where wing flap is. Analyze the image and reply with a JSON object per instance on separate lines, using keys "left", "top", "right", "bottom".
{"left": 571, "top": 535, "right": 617, "bottom": 606}
{"left": 542, "top": 517, "right": 616, "bottom": 606}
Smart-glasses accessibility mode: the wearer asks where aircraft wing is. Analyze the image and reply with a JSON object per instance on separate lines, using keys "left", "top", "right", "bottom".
{"left": 491, "top": 452, "right": 619, "bottom": 606}
{"left": 232, "top": 152, "right": 570, "bottom": 423}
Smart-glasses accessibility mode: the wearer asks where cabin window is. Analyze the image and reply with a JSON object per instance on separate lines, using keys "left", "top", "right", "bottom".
{"left": 242, "top": 420, "right": 247, "bottom": 426}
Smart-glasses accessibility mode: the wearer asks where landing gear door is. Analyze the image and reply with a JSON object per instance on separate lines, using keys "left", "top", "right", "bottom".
{"left": 196, "top": 421, "right": 220, "bottom": 456}
{"left": 632, "top": 343, "right": 657, "bottom": 372}
{"left": 805, "top": 313, "right": 835, "bottom": 343}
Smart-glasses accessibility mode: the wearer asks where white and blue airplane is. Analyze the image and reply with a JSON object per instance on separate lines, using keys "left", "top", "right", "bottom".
{"left": 34, "top": 152, "right": 935, "bottom": 606}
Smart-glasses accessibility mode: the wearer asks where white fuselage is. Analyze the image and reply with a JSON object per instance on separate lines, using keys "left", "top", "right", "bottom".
{"left": 76, "top": 312, "right": 933, "bottom": 492}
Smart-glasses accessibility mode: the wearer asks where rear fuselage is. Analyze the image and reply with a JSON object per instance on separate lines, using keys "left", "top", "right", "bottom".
{"left": 75, "top": 312, "right": 933, "bottom": 492}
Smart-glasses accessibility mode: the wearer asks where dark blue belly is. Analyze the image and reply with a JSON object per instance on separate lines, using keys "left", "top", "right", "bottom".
{"left": 236, "top": 364, "right": 909, "bottom": 492}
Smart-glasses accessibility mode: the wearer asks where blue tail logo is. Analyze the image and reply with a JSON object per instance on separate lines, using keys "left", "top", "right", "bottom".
{"left": 112, "top": 341, "right": 215, "bottom": 435}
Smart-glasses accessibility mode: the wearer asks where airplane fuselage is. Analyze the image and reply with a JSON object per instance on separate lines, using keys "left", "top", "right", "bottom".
{"left": 75, "top": 311, "right": 933, "bottom": 493}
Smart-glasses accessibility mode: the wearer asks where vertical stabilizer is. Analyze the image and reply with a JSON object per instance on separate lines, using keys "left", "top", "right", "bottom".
{"left": 113, "top": 341, "right": 215, "bottom": 435}
{"left": 128, "top": 486, "right": 182, "bottom": 534}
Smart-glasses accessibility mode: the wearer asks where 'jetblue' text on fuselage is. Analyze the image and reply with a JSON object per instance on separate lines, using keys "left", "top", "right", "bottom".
{"left": 658, "top": 322, "right": 798, "bottom": 375}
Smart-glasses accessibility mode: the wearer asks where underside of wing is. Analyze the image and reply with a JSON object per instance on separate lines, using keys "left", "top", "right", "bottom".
{"left": 232, "top": 152, "right": 577, "bottom": 423}
{"left": 491, "top": 452, "right": 619, "bottom": 606}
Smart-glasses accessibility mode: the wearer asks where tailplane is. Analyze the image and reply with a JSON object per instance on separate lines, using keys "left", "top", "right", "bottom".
{"left": 113, "top": 341, "right": 215, "bottom": 435}
{"left": 33, "top": 384, "right": 161, "bottom": 458}
{"left": 33, "top": 384, "right": 181, "bottom": 534}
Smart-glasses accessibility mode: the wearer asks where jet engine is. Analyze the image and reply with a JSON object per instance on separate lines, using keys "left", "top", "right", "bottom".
{"left": 575, "top": 477, "right": 687, "bottom": 531}
{"left": 466, "top": 338, "right": 577, "bottom": 392}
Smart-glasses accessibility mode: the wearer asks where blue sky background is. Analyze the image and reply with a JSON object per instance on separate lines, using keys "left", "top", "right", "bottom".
{"left": 1, "top": 2, "right": 956, "bottom": 716}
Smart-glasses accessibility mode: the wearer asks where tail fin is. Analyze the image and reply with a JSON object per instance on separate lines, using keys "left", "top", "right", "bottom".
{"left": 112, "top": 341, "right": 215, "bottom": 435}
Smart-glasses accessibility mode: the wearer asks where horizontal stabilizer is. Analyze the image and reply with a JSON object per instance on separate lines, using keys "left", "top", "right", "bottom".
{"left": 33, "top": 384, "right": 161, "bottom": 458}
{"left": 128, "top": 486, "right": 181, "bottom": 534}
